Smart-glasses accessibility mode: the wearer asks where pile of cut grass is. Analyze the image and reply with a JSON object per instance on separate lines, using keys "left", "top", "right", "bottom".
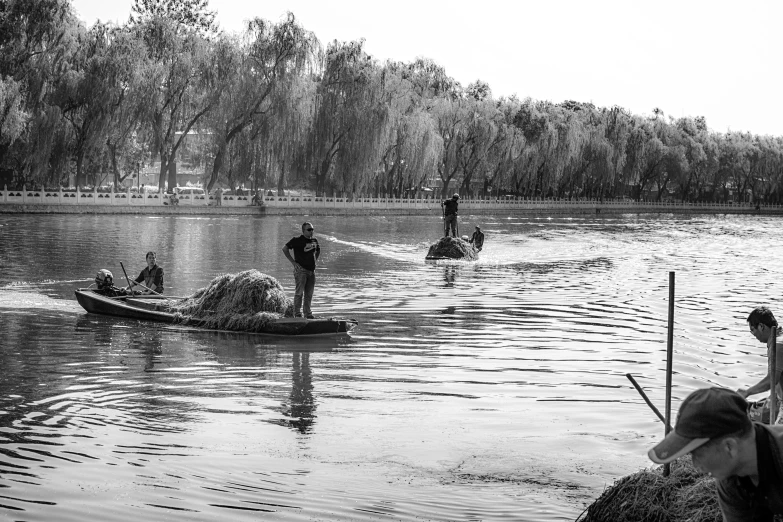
{"left": 164, "top": 270, "right": 293, "bottom": 332}
{"left": 426, "top": 236, "right": 478, "bottom": 260}
{"left": 577, "top": 459, "right": 721, "bottom": 522}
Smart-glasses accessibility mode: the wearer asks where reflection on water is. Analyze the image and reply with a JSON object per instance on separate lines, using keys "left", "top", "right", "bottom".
{"left": 1, "top": 213, "right": 783, "bottom": 520}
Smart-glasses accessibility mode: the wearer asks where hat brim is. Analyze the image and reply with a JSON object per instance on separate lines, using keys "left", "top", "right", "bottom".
{"left": 648, "top": 431, "right": 709, "bottom": 464}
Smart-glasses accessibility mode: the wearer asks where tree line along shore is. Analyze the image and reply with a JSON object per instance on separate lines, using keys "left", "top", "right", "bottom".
{"left": 2, "top": 0, "right": 783, "bottom": 206}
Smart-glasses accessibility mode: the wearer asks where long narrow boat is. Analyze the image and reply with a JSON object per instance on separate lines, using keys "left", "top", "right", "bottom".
{"left": 75, "top": 289, "right": 357, "bottom": 335}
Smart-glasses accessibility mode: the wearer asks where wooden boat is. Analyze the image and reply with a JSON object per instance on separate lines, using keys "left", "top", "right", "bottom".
{"left": 74, "top": 289, "right": 357, "bottom": 335}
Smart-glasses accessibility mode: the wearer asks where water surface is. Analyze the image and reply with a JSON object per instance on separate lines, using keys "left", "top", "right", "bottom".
{"left": 0, "top": 213, "right": 780, "bottom": 521}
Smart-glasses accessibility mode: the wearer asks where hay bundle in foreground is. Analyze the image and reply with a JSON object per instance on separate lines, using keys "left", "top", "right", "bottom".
{"left": 425, "top": 237, "right": 478, "bottom": 261}
{"left": 577, "top": 459, "right": 721, "bottom": 522}
{"left": 164, "top": 270, "right": 293, "bottom": 332}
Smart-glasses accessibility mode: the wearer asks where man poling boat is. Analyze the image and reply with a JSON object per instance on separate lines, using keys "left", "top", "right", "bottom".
{"left": 441, "top": 193, "right": 460, "bottom": 238}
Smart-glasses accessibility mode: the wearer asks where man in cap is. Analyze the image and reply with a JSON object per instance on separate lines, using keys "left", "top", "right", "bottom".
{"left": 470, "top": 225, "right": 485, "bottom": 251}
{"left": 738, "top": 306, "right": 783, "bottom": 424}
{"left": 648, "top": 387, "right": 783, "bottom": 520}
{"left": 441, "top": 193, "right": 460, "bottom": 238}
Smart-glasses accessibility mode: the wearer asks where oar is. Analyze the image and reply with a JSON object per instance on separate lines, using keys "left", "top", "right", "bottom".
{"left": 120, "top": 262, "right": 163, "bottom": 297}
{"left": 119, "top": 262, "right": 134, "bottom": 292}
{"left": 626, "top": 373, "right": 673, "bottom": 431}
{"left": 132, "top": 280, "right": 166, "bottom": 296}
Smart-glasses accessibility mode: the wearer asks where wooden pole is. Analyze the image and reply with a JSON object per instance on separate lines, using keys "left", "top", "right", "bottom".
{"left": 664, "top": 271, "right": 675, "bottom": 477}
{"left": 626, "top": 373, "right": 673, "bottom": 431}
{"left": 771, "top": 326, "right": 778, "bottom": 425}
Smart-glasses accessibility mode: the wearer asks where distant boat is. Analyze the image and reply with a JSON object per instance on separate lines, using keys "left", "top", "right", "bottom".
{"left": 425, "top": 236, "right": 479, "bottom": 261}
{"left": 74, "top": 289, "right": 357, "bottom": 336}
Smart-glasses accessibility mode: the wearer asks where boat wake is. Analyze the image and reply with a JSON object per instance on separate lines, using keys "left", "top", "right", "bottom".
{"left": 2, "top": 278, "right": 91, "bottom": 288}
{"left": 322, "top": 235, "right": 425, "bottom": 263}
{"left": 0, "top": 289, "right": 82, "bottom": 312}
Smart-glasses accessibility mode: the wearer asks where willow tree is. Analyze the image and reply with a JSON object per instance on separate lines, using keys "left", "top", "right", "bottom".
{"left": 368, "top": 62, "right": 442, "bottom": 197}
{"left": 674, "top": 116, "right": 717, "bottom": 201}
{"left": 102, "top": 26, "right": 148, "bottom": 188}
{"left": 203, "top": 13, "right": 317, "bottom": 192}
{"left": 597, "top": 106, "right": 632, "bottom": 198}
{"left": 512, "top": 99, "right": 564, "bottom": 196}
{"left": 262, "top": 73, "right": 317, "bottom": 195}
{"left": 131, "top": 7, "right": 218, "bottom": 191}
{"left": 455, "top": 95, "right": 505, "bottom": 197}
{"left": 753, "top": 135, "right": 783, "bottom": 203}
{"left": 555, "top": 108, "right": 599, "bottom": 198}
{"left": 0, "top": 0, "right": 80, "bottom": 186}
{"left": 432, "top": 93, "right": 477, "bottom": 198}
{"left": 52, "top": 23, "right": 127, "bottom": 187}
{"left": 307, "top": 40, "right": 393, "bottom": 196}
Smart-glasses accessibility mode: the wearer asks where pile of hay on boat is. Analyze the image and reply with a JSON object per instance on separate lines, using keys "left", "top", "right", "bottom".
{"left": 577, "top": 459, "right": 721, "bottom": 522}
{"left": 163, "top": 270, "right": 293, "bottom": 332}
{"left": 425, "top": 236, "right": 478, "bottom": 261}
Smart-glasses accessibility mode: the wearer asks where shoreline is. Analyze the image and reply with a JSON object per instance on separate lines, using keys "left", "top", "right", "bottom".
{"left": 0, "top": 202, "right": 781, "bottom": 216}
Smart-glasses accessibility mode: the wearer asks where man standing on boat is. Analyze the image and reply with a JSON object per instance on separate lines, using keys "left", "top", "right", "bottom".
{"left": 282, "top": 222, "right": 320, "bottom": 319}
{"left": 649, "top": 387, "right": 783, "bottom": 520}
{"left": 737, "top": 306, "right": 783, "bottom": 424}
{"left": 441, "top": 193, "right": 460, "bottom": 238}
{"left": 129, "top": 251, "right": 164, "bottom": 295}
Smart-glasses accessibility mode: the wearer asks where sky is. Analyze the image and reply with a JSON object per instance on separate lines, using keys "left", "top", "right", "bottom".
{"left": 70, "top": 0, "right": 783, "bottom": 136}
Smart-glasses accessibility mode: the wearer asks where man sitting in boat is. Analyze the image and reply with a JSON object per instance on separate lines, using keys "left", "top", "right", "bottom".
{"left": 129, "top": 251, "right": 164, "bottom": 295}
{"left": 94, "top": 269, "right": 127, "bottom": 297}
{"left": 470, "top": 226, "right": 485, "bottom": 251}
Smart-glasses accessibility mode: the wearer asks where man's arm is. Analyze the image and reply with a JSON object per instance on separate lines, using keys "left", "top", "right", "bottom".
{"left": 738, "top": 371, "right": 772, "bottom": 398}
{"left": 151, "top": 267, "right": 163, "bottom": 293}
{"left": 315, "top": 240, "right": 320, "bottom": 261}
{"left": 282, "top": 245, "right": 299, "bottom": 269}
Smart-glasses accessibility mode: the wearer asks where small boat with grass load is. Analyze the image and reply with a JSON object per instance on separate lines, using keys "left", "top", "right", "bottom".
{"left": 75, "top": 270, "right": 357, "bottom": 336}
{"left": 425, "top": 236, "right": 479, "bottom": 261}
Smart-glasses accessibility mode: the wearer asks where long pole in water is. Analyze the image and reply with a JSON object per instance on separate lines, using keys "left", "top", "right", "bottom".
{"left": 441, "top": 200, "right": 446, "bottom": 237}
{"left": 664, "top": 271, "right": 675, "bottom": 477}
{"left": 626, "top": 373, "right": 673, "bottom": 430}
{"left": 771, "top": 327, "right": 778, "bottom": 425}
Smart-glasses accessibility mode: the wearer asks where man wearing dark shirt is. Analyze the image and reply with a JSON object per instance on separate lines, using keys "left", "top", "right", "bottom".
{"left": 441, "top": 193, "right": 460, "bottom": 238}
{"left": 649, "top": 387, "right": 783, "bottom": 521}
{"left": 130, "top": 251, "right": 164, "bottom": 294}
{"left": 282, "top": 222, "right": 320, "bottom": 318}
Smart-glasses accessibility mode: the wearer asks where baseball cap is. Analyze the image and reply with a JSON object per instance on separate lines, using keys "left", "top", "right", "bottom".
{"left": 648, "top": 387, "right": 750, "bottom": 464}
{"left": 453, "top": 193, "right": 460, "bottom": 199}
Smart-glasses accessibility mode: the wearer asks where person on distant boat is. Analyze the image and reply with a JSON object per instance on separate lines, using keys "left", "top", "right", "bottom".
{"left": 649, "top": 387, "right": 783, "bottom": 521}
{"left": 94, "top": 269, "right": 127, "bottom": 297}
{"left": 737, "top": 307, "right": 783, "bottom": 424}
{"left": 470, "top": 226, "right": 485, "bottom": 251}
{"left": 129, "top": 251, "right": 164, "bottom": 295}
{"left": 441, "top": 193, "right": 460, "bottom": 238}
{"left": 282, "top": 222, "right": 320, "bottom": 319}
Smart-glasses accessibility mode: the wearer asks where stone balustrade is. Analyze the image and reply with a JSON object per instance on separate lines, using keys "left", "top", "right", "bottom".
{"left": 0, "top": 186, "right": 252, "bottom": 207}
{"left": 2, "top": 185, "right": 780, "bottom": 213}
